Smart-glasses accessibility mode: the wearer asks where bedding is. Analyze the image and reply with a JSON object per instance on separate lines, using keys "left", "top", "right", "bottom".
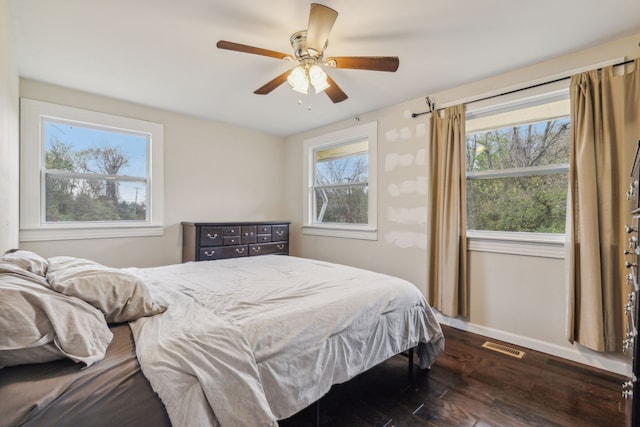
{"left": 126, "top": 255, "right": 444, "bottom": 426}
{"left": 0, "top": 261, "right": 113, "bottom": 369}
{"left": 0, "top": 249, "right": 48, "bottom": 276}
{"left": 0, "top": 253, "right": 444, "bottom": 427}
{"left": 46, "top": 256, "right": 166, "bottom": 323}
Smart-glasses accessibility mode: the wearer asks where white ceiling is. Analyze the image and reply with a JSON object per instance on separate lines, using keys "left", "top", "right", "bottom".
{"left": 8, "top": 0, "right": 640, "bottom": 137}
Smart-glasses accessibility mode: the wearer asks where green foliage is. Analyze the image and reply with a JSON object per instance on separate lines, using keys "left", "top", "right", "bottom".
{"left": 315, "top": 186, "right": 368, "bottom": 224}
{"left": 465, "top": 118, "right": 570, "bottom": 233}
{"left": 44, "top": 139, "right": 144, "bottom": 222}
{"left": 466, "top": 174, "right": 567, "bottom": 232}
{"left": 45, "top": 138, "right": 75, "bottom": 170}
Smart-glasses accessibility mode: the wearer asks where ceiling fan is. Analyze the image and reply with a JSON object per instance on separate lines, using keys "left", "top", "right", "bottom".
{"left": 216, "top": 3, "right": 399, "bottom": 104}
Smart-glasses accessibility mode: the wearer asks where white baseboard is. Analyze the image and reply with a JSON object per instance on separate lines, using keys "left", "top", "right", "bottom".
{"left": 436, "top": 314, "right": 631, "bottom": 377}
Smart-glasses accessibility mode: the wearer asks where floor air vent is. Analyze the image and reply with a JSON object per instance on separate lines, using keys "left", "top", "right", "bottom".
{"left": 481, "top": 341, "right": 526, "bottom": 359}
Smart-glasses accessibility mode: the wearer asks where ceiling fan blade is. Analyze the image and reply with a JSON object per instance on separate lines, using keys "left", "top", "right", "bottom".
{"left": 217, "top": 40, "right": 292, "bottom": 60}
{"left": 328, "top": 56, "right": 400, "bottom": 72}
{"left": 254, "top": 70, "right": 291, "bottom": 95}
{"left": 305, "top": 3, "right": 338, "bottom": 55}
{"left": 324, "top": 74, "right": 348, "bottom": 103}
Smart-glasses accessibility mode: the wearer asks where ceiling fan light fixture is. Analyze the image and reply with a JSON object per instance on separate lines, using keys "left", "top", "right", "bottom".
{"left": 287, "top": 66, "right": 309, "bottom": 94}
{"left": 312, "top": 80, "right": 330, "bottom": 94}
{"left": 217, "top": 3, "right": 396, "bottom": 104}
{"left": 287, "top": 64, "right": 329, "bottom": 95}
{"left": 309, "top": 64, "right": 329, "bottom": 93}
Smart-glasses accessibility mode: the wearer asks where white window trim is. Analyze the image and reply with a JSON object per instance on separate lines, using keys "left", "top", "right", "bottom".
{"left": 467, "top": 230, "right": 565, "bottom": 259}
{"left": 19, "top": 98, "right": 164, "bottom": 241}
{"left": 467, "top": 163, "right": 569, "bottom": 180}
{"left": 302, "top": 121, "right": 378, "bottom": 240}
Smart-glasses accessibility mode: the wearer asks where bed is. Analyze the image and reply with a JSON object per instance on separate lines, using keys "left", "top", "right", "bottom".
{"left": 0, "top": 250, "right": 444, "bottom": 426}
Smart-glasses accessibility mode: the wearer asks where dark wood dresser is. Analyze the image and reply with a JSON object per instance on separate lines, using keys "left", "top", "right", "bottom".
{"left": 625, "top": 141, "right": 640, "bottom": 427}
{"left": 181, "top": 221, "right": 290, "bottom": 262}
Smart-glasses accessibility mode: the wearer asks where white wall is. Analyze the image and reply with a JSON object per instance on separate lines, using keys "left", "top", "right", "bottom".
{"left": 0, "top": 0, "right": 19, "bottom": 253}
{"left": 286, "top": 33, "right": 640, "bottom": 374}
{"left": 19, "top": 79, "right": 287, "bottom": 268}
{"left": 286, "top": 104, "right": 430, "bottom": 294}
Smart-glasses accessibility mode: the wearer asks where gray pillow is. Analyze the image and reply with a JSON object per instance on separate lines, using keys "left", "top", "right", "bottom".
{"left": 0, "top": 260, "right": 51, "bottom": 288}
{"left": 0, "top": 271, "right": 113, "bottom": 368}
{"left": 0, "top": 249, "right": 49, "bottom": 276}
{"left": 47, "top": 256, "right": 166, "bottom": 324}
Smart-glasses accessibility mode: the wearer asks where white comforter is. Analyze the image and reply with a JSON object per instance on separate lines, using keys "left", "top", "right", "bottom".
{"left": 127, "top": 255, "right": 444, "bottom": 426}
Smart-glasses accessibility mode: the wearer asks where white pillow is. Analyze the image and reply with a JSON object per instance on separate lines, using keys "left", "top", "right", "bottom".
{"left": 0, "top": 272, "right": 113, "bottom": 368}
{"left": 47, "top": 256, "right": 166, "bottom": 323}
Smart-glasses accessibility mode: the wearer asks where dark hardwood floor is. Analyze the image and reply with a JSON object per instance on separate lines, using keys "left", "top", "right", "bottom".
{"left": 280, "top": 325, "right": 629, "bottom": 427}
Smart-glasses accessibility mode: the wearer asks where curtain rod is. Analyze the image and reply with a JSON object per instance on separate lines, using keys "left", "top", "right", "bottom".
{"left": 411, "top": 57, "right": 636, "bottom": 118}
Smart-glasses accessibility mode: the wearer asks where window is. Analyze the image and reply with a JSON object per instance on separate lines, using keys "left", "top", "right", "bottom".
{"left": 303, "top": 121, "right": 377, "bottom": 240}
{"left": 20, "top": 99, "right": 164, "bottom": 241}
{"left": 464, "top": 88, "right": 570, "bottom": 256}
{"left": 314, "top": 140, "right": 369, "bottom": 224}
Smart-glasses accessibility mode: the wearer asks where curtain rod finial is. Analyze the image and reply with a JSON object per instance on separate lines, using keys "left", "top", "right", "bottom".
{"left": 410, "top": 96, "right": 436, "bottom": 118}
{"left": 426, "top": 96, "right": 435, "bottom": 112}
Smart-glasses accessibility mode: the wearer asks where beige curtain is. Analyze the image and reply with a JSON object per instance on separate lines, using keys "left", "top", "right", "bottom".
{"left": 427, "top": 104, "right": 468, "bottom": 317}
{"left": 567, "top": 59, "right": 640, "bottom": 351}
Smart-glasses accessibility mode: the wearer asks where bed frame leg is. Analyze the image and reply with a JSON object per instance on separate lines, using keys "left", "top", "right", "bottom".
{"left": 408, "top": 347, "right": 415, "bottom": 387}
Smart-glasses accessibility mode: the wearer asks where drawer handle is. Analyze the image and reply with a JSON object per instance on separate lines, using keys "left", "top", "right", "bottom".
{"left": 235, "top": 248, "right": 245, "bottom": 254}
{"left": 204, "top": 250, "right": 216, "bottom": 256}
{"left": 275, "top": 230, "right": 284, "bottom": 236}
{"left": 244, "top": 232, "right": 255, "bottom": 236}
{"left": 277, "top": 244, "right": 285, "bottom": 250}
{"left": 252, "top": 246, "right": 261, "bottom": 252}
{"left": 207, "top": 233, "right": 218, "bottom": 240}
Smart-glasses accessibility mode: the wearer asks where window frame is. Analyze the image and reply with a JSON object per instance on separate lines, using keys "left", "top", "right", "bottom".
{"left": 19, "top": 98, "right": 164, "bottom": 241}
{"left": 463, "top": 83, "right": 570, "bottom": 257}
{"left": 302, "top": 121, "right": 378, "bottom": 240}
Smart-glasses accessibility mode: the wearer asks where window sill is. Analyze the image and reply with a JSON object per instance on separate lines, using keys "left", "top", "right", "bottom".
{"left": 302, "top": 224, "right": 378, "bottom": 240}
{"left": 19, "top": 225, "right": 164, "bottom": 242}
{"left": 466, "top": 230, "right": 565, "bottom": 259}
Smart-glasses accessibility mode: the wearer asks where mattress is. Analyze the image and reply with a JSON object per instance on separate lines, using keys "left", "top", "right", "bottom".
{"left": 0, "top": 324, "right": 171, "bottom": 427}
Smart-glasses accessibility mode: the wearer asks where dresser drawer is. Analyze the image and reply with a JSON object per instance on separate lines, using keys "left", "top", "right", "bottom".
{"left": 257, "top": 225, "right": 272, "bottom": 234}
{"left": 241, "top": 226, "right": 257, "bottom": 244}
{"left": 199, "top": 227, "right": 222, "bottom": 246}
{"left": 199, "top": 245, "right": 248, "bottom": 260}
{"left": 223, "top": 236, "right": 241, "bottom": 246}
{"left": 256, "top": 234, "right": 271, "bottom": 243}
{"left": 222, "top": 226, "right": 240, "bottom": 236}
{"left": 248, "top": 241, "right": 288, "bottom": 256}
{"left": 272, "top": 224, "right": 289, "bottom": 241}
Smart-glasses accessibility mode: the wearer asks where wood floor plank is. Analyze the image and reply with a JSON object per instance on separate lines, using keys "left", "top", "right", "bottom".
{"left": 280, "top": 325, "right": 628, "bottom": 426}
{"left": 412, "top": 396, "right": 478, "bottom": 427}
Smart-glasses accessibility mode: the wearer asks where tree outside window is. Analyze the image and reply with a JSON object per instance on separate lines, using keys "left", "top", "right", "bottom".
{"left": 313, "top": 140, "right": 369, "bottom": 225}
{"left": 465, "top": 114, "right": 570, "bottom": 233}
{"left": 43, "top": 120, "right": 149, "bottom": 223}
